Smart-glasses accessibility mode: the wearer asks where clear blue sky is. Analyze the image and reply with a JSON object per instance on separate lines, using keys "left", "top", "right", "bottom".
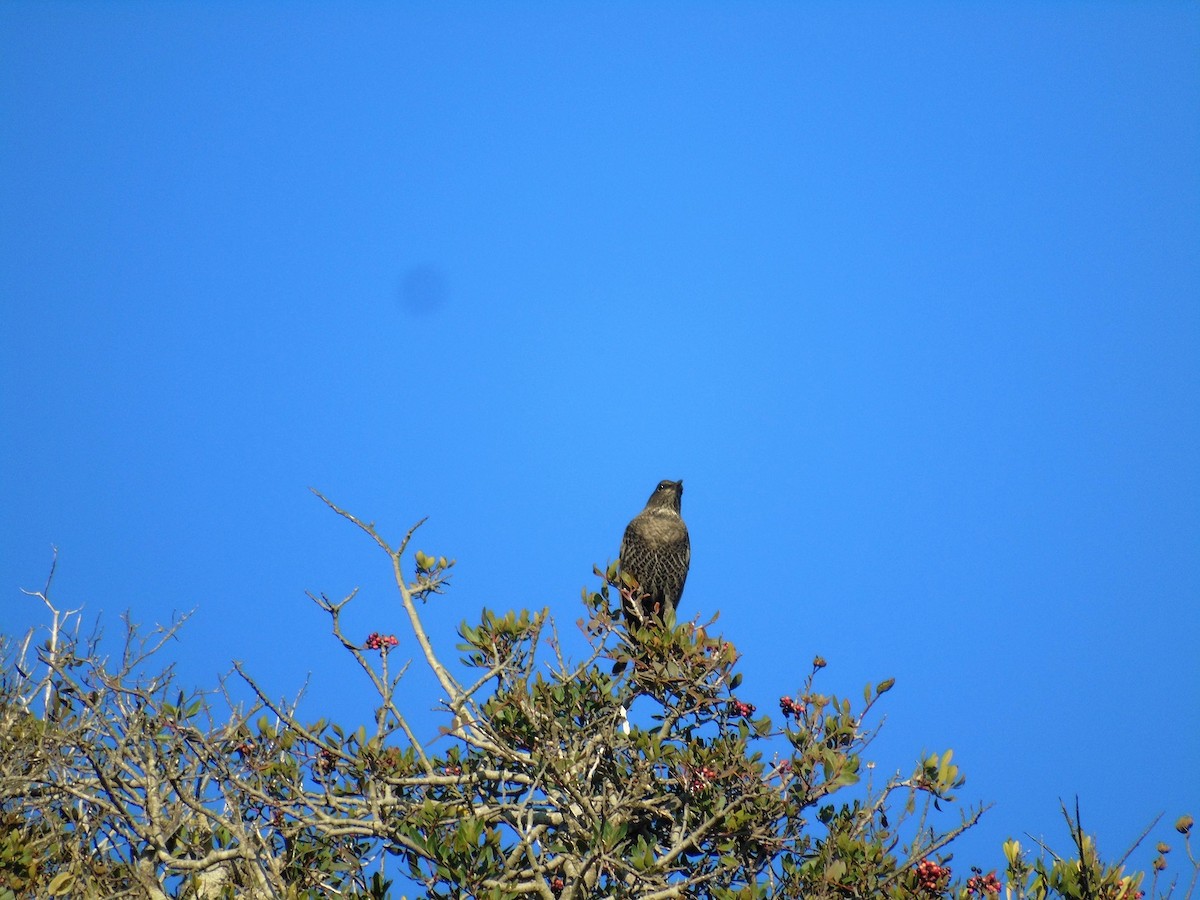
{"left": 3, "top": 1, "right": 1198, "bottom": 885}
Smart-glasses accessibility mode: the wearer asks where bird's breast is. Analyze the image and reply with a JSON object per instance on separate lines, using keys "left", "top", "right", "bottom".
{"left": 638, "top": 510, "right": 688, "bottom": 542}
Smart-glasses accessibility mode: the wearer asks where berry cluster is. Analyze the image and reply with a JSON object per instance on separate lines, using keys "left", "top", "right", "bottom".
{"left": 315, "top": 748, "right": 336, "bottom": 775}
{"left": 915, "top": 859, "right": 951, "bottom": 892}
{"left": 549, "top": 876, "right": 564, "bottom": 895}
{"left": 965, "top": 870, "right": 1002, "bottom": 895}
{"left": 443, "top": 764, "right": 463, "bottom": 776}
{"left": 728, "top": 699, "right": 756, "bottom": 717}
{"left": 778, "top": 696, "right": 806, "bottom": 718}
{"left": 371, "top": 746, "right": 406, "bottom": 775}
{"left": 688, "top": 765, "right": 719, "bottom": 793}
{"left": 365, "top": 632, "right": 399, "bottom": 651}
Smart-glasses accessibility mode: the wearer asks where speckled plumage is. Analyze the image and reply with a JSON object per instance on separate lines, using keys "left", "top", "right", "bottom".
{"left": 619, "top": 479, "right": 690, "bottom": 627}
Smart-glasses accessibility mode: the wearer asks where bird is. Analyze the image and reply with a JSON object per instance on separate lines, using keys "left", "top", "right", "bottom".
{"left": 618, "top": 479, "right": 690, "bottom": 628}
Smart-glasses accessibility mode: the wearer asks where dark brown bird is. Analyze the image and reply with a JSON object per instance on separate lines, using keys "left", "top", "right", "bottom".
{"left": 618, "top": 479, "right": 690, "bottom": 627}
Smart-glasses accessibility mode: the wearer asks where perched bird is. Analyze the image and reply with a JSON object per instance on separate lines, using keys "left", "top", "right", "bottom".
{"left": 618, "top": 479, "right": 690, "bottom": 627}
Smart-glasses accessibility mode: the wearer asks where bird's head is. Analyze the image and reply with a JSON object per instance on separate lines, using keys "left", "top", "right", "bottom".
{"left": 646, "top": 479, "right": 684, "bottom": 513}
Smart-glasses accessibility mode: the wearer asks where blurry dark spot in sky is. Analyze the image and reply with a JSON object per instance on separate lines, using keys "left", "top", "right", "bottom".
{"left": 399, "top": 264, "right": 448, "bottom": 316}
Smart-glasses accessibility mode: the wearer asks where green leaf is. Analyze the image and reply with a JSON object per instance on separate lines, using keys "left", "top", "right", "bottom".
{"left": 48, "top": 873, "right": 75, "bottom": 896}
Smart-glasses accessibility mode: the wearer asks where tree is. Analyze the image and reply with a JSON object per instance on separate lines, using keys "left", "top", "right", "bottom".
{"left": 1, "top": 492, "right": 1194, "bottom": 899}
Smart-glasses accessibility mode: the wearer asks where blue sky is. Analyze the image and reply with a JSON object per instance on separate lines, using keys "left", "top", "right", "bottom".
{"left": 3, "top": 1, "right": 1198, "bottom": 885}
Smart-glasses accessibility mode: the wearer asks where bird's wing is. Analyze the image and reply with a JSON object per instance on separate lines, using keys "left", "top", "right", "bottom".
{"left": 618, "top": 520, "right": 645, "bottom": 574}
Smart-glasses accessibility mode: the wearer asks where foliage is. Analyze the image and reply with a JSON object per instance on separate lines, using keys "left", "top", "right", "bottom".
{"left": 1, "top": 493, "right": 1194, "bottom": 899}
